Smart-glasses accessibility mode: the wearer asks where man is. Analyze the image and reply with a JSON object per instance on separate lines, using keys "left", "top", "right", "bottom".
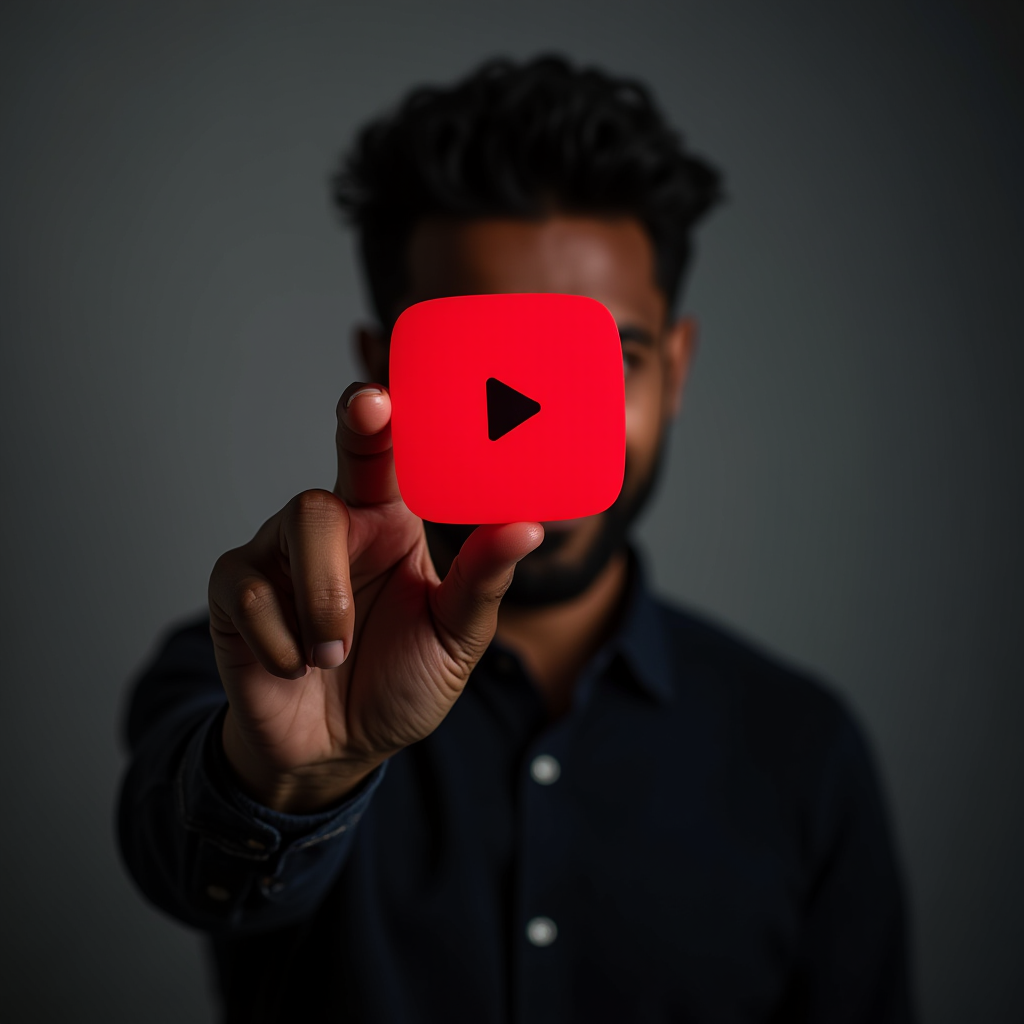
{"left": 118, "top": 56, "right": 914, "bottom": 1022}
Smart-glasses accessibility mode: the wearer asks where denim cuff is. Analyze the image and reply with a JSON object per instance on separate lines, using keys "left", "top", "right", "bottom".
{"left": 176, "top": 703, "right": 387, "bottom": 864}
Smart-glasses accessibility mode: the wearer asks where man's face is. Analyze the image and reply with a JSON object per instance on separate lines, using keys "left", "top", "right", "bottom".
{"left": 361, "top": 215, "right": 695, "bottom": 605}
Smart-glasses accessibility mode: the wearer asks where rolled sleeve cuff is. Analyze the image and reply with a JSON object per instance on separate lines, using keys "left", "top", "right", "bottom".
{"left": 176, "top": 703, "right": 386, "bottom": 866}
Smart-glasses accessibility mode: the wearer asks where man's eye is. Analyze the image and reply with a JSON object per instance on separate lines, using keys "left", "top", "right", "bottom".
{"left": 623, "top": 352, "right": 641, "bottom": 377}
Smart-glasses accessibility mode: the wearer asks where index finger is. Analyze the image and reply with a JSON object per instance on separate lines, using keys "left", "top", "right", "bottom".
{"left": 334, "top": 382, "right": 402, "bottom": 507}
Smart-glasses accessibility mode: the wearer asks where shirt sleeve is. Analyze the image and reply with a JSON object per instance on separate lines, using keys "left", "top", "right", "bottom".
{"left": 116, "top": 615, "right": 386, "bottom": 935}
{"left": 772, "top": 702, "right": 917, "bottom": 1024}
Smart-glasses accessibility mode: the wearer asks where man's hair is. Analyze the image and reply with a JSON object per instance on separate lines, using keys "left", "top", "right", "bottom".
{"left": 332, "top": 55, "right": 724, "bottom": 326}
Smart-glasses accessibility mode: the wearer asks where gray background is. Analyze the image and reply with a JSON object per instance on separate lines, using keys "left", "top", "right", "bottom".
{"left": 2, "top": 0, "right": 1022, "bottom": 1020}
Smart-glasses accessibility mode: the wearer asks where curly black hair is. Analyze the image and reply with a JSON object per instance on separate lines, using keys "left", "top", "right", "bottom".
{"left": 332, "top": 55, "right": 724, "bottom": 326}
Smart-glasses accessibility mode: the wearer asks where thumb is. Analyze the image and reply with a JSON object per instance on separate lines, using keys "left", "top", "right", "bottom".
{"left": 430, "top": 522, "right": 545, "bottom": 666}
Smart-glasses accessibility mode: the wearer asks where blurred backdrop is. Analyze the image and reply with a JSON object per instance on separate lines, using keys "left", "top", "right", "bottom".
{"left": 2, "top": 1, "right": 1022, "bottom": 1020}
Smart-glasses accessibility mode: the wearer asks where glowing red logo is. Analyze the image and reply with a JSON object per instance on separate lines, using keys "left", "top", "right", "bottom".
{"left": 390, "top": 293, "right": 625, "bottom": 523}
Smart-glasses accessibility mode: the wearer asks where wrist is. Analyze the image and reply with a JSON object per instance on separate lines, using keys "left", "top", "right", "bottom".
{"left": 221, "top": 709, "right": 380, "bottom": 815}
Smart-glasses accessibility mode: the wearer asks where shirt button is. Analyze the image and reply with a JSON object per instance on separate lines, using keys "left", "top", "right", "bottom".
{"left": 244, "top": 838, "right": 266, "bottom": 851}
{"left": 205, "top": 884, "right": 231, "bottom": 902}
{"left": 530, "top": 754, "right": 561, "bottom": 785}
{"left": 526, "top": 916, "right": 558, "bottom": 947}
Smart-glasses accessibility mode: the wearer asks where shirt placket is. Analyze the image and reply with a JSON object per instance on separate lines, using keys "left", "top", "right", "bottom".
{"left": 511, "top": 657, "right": 607, "bottom": 1024}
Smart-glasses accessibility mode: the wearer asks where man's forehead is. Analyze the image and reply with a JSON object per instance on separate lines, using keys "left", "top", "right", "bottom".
{"left": 403, "top": 215, "right": 665, "bottom": 325}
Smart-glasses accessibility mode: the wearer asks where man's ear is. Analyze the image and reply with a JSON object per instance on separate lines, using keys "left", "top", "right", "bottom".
{"left": 354, "top": 324, "right": 390, "bottom": 386}
{"left": 664, "top": 316, "right": 698, "bottom": 420}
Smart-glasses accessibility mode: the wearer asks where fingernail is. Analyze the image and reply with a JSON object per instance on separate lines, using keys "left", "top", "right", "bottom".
{"left": 311, "top": 641, "right": 346, "bottom": 669}
{"left": 344, "top": 387, "right": 383, "bottom": 410}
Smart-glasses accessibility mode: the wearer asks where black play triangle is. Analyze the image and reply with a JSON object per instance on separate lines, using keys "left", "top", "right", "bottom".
{"left": 486, "top": 377, "right": 541, "bottom": 441}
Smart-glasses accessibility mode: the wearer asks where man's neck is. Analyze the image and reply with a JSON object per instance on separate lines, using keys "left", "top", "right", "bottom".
{"left": 495, "top": 549, "right": 630, "bottom": 719}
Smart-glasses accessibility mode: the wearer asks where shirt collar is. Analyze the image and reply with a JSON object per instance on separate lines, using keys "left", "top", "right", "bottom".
{"left": 483, "top": 547, "right": 676, "bottom": 706}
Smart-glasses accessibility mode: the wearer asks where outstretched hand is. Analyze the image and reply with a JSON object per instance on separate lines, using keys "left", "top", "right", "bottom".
{"left": 208, "top": 382, "right": 544, "bottom": 813}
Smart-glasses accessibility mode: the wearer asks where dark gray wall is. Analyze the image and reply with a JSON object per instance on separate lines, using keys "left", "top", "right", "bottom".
{"left": 2, "top": 1, "right": 1021, "bottom": 1020}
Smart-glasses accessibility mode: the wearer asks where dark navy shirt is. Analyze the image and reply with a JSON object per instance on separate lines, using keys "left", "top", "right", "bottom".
{"left": 117, "top": 556, "right": 914, "bottom": 1023}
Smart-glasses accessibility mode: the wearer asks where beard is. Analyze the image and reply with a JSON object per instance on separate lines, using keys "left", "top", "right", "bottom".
{"left": 424, "top": 435, "right": 667, "bottom": 608}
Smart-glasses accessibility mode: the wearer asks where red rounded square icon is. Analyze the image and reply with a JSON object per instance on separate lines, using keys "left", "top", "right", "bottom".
{"left": 390, "top": 293, "right": 625, "bottom": 523}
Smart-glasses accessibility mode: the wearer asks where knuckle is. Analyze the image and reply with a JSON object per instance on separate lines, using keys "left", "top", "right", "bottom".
{"left": 492, "top": 569, "right": 515, "bottom": 601}
{"left": 289, "top": 488, "right": 346, "bottom": 527}
{"left": 306, "top": 581, "right": 351, "bottom": 619}
{"left": 209, "top": 549, "right": 247, "bottom": 612}
{"left": 210, "top": 548, "right": 240, "bottom": 585}
{"left": 236, "top": 577, "right": 277, "bottom": 620}
{"left": 452, "top": 558, "right": 507, "bottom": 607}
